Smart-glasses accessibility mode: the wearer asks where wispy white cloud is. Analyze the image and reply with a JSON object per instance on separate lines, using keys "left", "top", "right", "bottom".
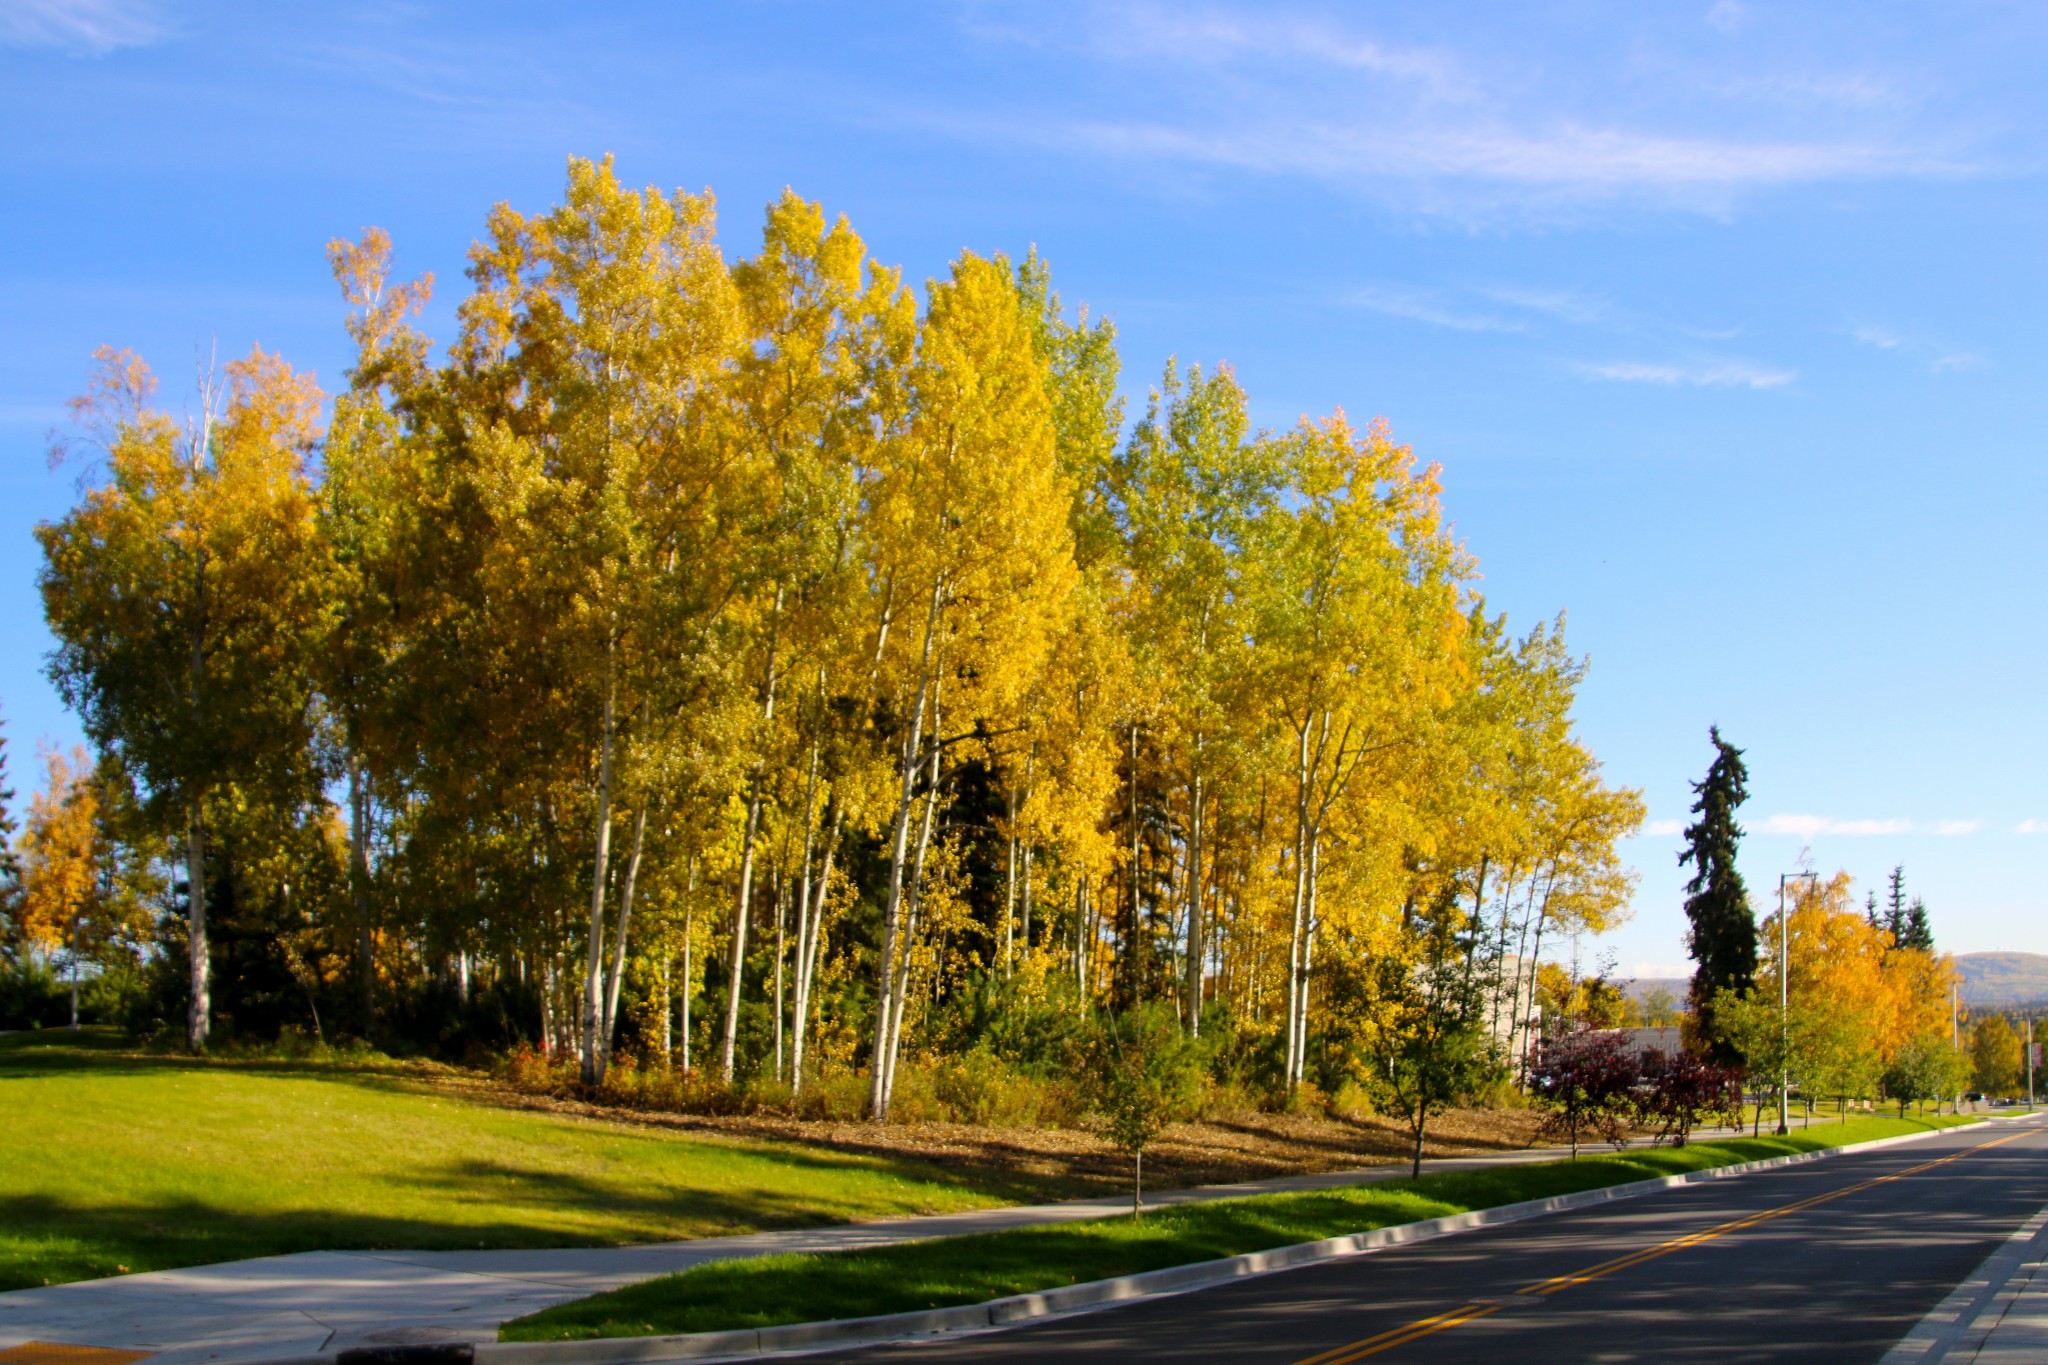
{"left": 0, "top": 0, "right": 162, "bottom": 54}
{"left": 948, "top": 3, "right": 1980, "bottom": 221}
{"left": 1576, "top": 359, "right": 1795, "bottom": 389}
{"left": 1630, "top": 961, "right": 1691, "bottom": 980}
{"left": 1756, "top": 814, "right": 1982, "bottom": 837}
{"left": 2020, "top": 819, "right": 2047, "bottom": 834}
{"left": 1848, "top": 323, "right": 1984, "bottom": 374}
{"left": 1064, "top": 118, "right": 1935, "bottom": 198}
{"left": 1705, "top": 1, "right": 1748, "bottom": 37}
{"left": 1085, "top": 3, "right": 1469, "bottom": 94}
{"left": 1348, "top": 285, "right": 1522, "bottom": 333}
{"left": 1485, "top": 286, "right": 1617, "bottom": 327}
{"left": 1642, "top": 818, "right": 1685, "bottom": 837}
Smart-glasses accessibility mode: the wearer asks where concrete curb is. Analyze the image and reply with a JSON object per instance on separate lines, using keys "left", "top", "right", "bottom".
{"left": 280, "top": 1121, "right": 2005, "bottom": 1365}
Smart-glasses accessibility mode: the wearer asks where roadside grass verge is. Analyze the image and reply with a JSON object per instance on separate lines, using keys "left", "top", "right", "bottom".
{"left": 503, "top": 1113, "right": 1975, "bottom": 1342}
{"left": 0, "top": 1030, "right": 1077, "bottom": 1292}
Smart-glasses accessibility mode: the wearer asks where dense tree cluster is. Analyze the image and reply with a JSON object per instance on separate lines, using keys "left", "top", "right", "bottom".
{"left": 16, "top": 159, "right": 1645, "bottom": 1114}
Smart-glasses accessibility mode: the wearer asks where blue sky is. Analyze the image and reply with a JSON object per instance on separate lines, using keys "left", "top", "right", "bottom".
{"left": 3, "top": 0, "right": 2044, "bottom": 977}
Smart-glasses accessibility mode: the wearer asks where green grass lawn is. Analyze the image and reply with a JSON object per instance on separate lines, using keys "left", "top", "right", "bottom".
{"left": 502, "top": 1113, "right": 1976, "bottom": 1343}
{"left": 0, "top": 1029, "right": 1079, "bottom": 1292}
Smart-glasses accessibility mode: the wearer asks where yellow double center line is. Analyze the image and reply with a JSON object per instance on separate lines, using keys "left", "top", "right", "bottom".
{"left": 1293, "top": 1127, "right": 2038, "bottom": 1365}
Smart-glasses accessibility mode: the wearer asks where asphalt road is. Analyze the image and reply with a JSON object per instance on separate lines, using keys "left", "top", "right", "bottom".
{"left": 808, "top": 1120, "right": 2048, "bottom": 1365}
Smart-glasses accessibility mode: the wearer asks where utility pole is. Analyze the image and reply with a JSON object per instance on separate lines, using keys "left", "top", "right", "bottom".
{"left": 1777, "top": 872, "right": 1817, "bottom": 1137}
{"left": 2028, "top": 1015, "right": 2036, "bottom": 1111}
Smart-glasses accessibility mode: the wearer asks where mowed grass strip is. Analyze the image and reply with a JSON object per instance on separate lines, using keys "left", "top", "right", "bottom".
{"left": 502, "top": 1113, "right": 1976, "bottom": 1342}
{"left": 0, "top": 1030, "right": 1075, "bottom": 1292}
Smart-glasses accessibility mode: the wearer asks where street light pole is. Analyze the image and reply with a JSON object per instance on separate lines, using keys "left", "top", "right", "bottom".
{"left": 1778, "top": 871, "right": 1817, "bottom": 1137}
{"left": 2028, "top": 1015, "right": 2036, "bottom": 1112}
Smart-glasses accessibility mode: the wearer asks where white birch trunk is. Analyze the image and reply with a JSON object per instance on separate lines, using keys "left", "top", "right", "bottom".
{"left": 580, "top": 647, "right": 617, "bottom": 1088}
{"left": 598, "top": 806, "right": 647, "bottom": 1073}
{"left": 792, "top": 805, "right": 841, "bottom": 1093}
{"left": 868, "top": 577, "right": 943, "bottom": 1119}
{"left": 186, "top": 796, "right": 209, "bottom": 1051}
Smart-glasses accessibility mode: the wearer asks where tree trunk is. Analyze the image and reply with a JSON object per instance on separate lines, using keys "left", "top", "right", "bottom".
{"left": 1130, "top": 723, "right": 1143, "bottom": 1006}
{"left": 773, "top": 862, "right": 787, "bottom": 1081}
{"left": 1185, "top": 762, "right": 1203, "bottom": 1036}
{"left": 880, "top": 706, "right": 945, "bottom": 1116}
{"left": 1021, "top": 840, "right": 1034, "bottom": 961}
{"left": 348, "top": 748, "right": 375, "bottom": 1034}
{"left": 1411, "top": 1108, "right": 1426, "bottom": 1178}
{"left": 868, "top": 577, "right": 943, "bottom": 1119}
{"left": 721, "top": 588, "right": 784, "bottom": 1082}
{"left": 1295, "top": 828, "right": 1322, "bottom": 1088}
{"left": 1133, "top": 1148, "right": 1144, "bottom": 1217}
{"left": 580, "top": 651, "right": 618, "bottom": 1088}
{"left": 1284, "top": 724, "right": 1312, "bottom": 1091}
{"left": 185, "top": 795, "right": 209, "bottom": 1052}
{"left": 1003, "top": 785, "right": 1018, "bottom": 978}
{"left": 793, "top": 804, "right": 840, "bottom": 1093}
{"left": 598, "top": 806, "right": 648, "bottom": 1073}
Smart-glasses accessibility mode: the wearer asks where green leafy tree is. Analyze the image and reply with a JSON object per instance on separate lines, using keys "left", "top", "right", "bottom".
{"left": 1971, "top": 1016, "right": 2022, "bottom": 1098}
{"left": 1353, "top": 891, "right": 1502, "bottom": 1176}
{"left": 40, "top": 348, "right": 329, "bottom": 1051}
{"left": 1680, "top": 727, "right": 1755, "bottom": 1063}
{"left": 1710, "top": 986, "right": 1790, "bottom": 1130}
{"left": 1076, "top": 1003, "right": 1204, "bottom": 1215}
{"left": 1882, "top": 1033, "right": 1950, "bottom": 1115}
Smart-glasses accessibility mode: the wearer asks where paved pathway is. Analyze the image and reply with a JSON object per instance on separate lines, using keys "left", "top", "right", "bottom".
{"left": 0, "top": 1143, "right": 1592, "bottom": 1365}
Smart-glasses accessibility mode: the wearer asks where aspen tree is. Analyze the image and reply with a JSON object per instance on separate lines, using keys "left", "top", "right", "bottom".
{"left": 41, "top": 347, "right": 327, "bottom": 1050}
{"left": 322, "top": 228, "right": 434, "bottom": 1032}
{"left": 861, "top": 252, "right": 1073, "bottom": 1118}
{"left": 1115, "top": 362, "right": 1276, "bottom": 1033}
{"left": 451, "top": 156, "right": 740, "bottom": 1084}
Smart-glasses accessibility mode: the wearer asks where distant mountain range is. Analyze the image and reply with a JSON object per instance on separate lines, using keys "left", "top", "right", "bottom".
{"left": 1622, "top": 953, "right": 2048, "bottom": 1011}
{"left": 1953, "top": 953, "right": 2048, "bottom": 1009}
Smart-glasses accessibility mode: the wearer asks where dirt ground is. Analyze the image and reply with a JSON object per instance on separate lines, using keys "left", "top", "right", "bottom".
{"left": 440, "top": 1071, "right": 1547, "bottom": 1195}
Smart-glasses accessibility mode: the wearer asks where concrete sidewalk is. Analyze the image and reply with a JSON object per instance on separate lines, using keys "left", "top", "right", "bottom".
{"left": 1883, "top": 1179, "right": 2048, "bottom": 1362}
{"left": 0, "top": 1144, "right": 1585, "bottom": 1365}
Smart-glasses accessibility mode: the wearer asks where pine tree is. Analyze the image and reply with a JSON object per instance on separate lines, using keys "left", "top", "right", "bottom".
{"left": 1680, "top": 726, "right": 1755, "bottom": 1062}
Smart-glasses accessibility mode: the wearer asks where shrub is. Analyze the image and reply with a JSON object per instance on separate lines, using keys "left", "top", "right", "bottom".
{"left": 1638, "top": 1048, "right": 1744, "bottom": 1146}
{"left": 1529, "top": 1027, "right": 1639, "bottom": 1157}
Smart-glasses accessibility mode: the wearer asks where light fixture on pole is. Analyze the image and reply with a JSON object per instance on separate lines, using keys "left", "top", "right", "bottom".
{"left": 1777, "top": 871, "right": 1818, "bottom": 1137}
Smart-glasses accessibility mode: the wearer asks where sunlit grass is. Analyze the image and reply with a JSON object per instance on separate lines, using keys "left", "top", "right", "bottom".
{"left": 0, "top": 1029, "right": 1072, "bottom": 1291}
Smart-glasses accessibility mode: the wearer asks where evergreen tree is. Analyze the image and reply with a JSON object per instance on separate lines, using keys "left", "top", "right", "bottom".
{"left": 1883, "top": 865, "right": 1908, "bottom": 945}
{"left": 0, "top": 713, "right": 19, "bottom": 885}
{"left": 1680, "top": 726, "right": 1755, "bottom": 1062}
{"left": 1899, "top": 896, "right": 1934, "bottom": 952}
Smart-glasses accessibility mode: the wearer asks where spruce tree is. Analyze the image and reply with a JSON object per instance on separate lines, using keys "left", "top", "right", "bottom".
{"left": 1884, "top": 865, "right": 1908, "bottom": 945}
{"left": 0, "top": 713, "right": 18, "bottom": 885}
{"left": 1680, "top": 726, "right": 1756, "bottom": 1062}
{"left": 1900, "top": 896, "right": 1934, "bottom": 952}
